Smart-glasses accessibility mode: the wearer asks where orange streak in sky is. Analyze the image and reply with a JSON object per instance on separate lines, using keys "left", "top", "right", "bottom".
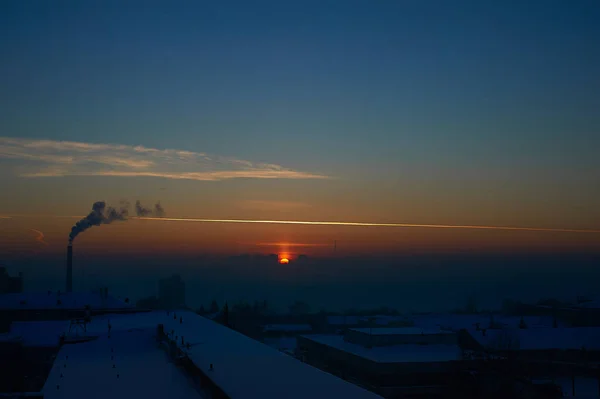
{"left": 132, "top": 217, "right": 600, "bottom": 234}
{"left": 255, "top": 243, "right": 332, "bottom": 247}
{"left": 30, "top": 229, "right": 49, "bottom": 246}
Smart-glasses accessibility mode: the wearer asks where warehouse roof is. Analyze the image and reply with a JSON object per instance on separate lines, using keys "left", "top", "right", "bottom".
{"left": 350, "top": 327, "right": 451, "bottom": 335}
{"left": 301, "top": 334, "right": 462, "bottom": 363}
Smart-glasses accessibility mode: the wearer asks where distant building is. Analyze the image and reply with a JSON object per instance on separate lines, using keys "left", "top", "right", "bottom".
{"left": 298, "top": 327, "right": 471, "bottom": 398}
{"left": 159, "top": 274, "right": 186, "bottom": 309}
{"left": 0, "top": 291, "right": 135, "bottom": 330}
{"left": 0, "top": 266, "right": 23, "bottom": 294}
{"left": 459, "top": 327, "right": 600, "bottom": 398}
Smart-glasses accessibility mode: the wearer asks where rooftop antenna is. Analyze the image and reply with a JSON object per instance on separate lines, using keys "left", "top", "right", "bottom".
{"left": 334, "top": 240, "right": 337, "bottom": 252}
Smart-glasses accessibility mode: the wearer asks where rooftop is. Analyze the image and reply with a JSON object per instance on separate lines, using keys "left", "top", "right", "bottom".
{"left": 42, "top": 329, "right": 200, "bottom": 399}
{"left": 410, "top": 314, "right": 565, "bottom": 331}
{"left": 160, "top": 311, "right": 381, "bottom": 399}
{"left": 302, "top": 334, "right": 462, "bottom": 363}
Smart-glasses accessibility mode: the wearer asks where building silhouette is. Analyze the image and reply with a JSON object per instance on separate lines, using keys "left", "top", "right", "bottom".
{"left": 0, "top": 267, "right": 23, "bottom": 294}
{"left": 159, "top": 274, "right": 186, "bottom": 309}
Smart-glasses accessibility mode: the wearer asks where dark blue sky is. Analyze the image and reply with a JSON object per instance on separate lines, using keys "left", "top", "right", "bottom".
{"left": 1, "top": 0, "right": 599, "bottom": 229}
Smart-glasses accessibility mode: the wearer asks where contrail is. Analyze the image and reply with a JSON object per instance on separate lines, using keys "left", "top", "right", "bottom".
{"left": 255, "top": 242, "right": 333, "bottom": 247}
{"left": 31, "top": 229, "right": 49, "bottom": 246}
{"left": 132, "top": 217, "right": 600, "bottom": 234}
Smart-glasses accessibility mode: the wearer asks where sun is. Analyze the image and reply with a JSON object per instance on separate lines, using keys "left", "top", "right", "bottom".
{"left": 279, "top": 257, "right": 289, "bottom": 264}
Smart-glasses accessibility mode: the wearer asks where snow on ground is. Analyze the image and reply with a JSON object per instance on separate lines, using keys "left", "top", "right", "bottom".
{"left": 0, "top": 292, "right": 132, "bottom": 310}
{"left": 42, "top": 328, "right": 200, "bottom": 399}
{"left": 303, "top": 335, "right": 462, "bottom": 363}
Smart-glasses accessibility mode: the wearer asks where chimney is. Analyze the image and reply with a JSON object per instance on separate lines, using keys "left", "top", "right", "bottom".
{"left": 66, "top": 245, "right": 73, "bottom": 293}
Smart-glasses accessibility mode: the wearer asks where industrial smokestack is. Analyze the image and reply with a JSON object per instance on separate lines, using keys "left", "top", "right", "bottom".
{"left": 66, "top": 244, "right": 73, "bottom": 293}
{"left": 68, "top": 200, "right": 165, "bottom": 244}
{"left": 69, "top": 201, "right": 128, "bottom": 244}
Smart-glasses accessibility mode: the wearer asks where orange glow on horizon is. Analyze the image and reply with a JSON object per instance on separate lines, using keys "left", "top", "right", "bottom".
{"left": 279, "top": 257, "right": 289, "bottom": 264}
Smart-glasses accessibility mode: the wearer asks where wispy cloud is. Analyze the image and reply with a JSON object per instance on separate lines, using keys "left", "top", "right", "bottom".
{"left": 30, "top": 229, "right": 49, "bottom": 246}
{"left": 0, "top": 137, "right": 328, "bottom": 181}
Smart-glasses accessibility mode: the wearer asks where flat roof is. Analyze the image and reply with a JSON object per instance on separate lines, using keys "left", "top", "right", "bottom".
{"left": 0, "top": 292, "right": 132, "bottom": 310}
{"left": 160, "top": 311, "right": 382, "bottom": 399}
{"left": 350, "top": 327, "right": 450, "bottom": 335}
{"left": 302, "top": 335, "right": 462, "bottom": 363}
{"left": 42, "top": 329, "right": 200, "bottom": 399}
{"left": 410, "top": 314, "right": 565, "bottom": 331}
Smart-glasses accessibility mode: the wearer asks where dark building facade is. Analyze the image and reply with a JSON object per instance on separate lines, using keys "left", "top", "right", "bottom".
{"left": 0, "top": 267, "right": 23, "bottom": 294}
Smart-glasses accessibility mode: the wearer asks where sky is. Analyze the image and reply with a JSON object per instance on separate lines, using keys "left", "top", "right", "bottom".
{"left": 1, "top": 1, "right": 599, "bottom": 308}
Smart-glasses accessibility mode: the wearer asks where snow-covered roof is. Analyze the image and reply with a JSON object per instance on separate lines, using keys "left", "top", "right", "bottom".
{"left": 159, "top": 311, "right": 382, "bottom": 398}
{"left": 24, "top": 311, "right": 380, "bottom": 398}
{"left": 410, "top": 314, "right": 564, "bottom": 331}
{"left": 350, "top": 327, "right": 450, "bottom": 336}
{"left": 302, "top": 334, "right": 462, "bottom": 363}
{"left": 0, "top": 292, "right": 132, "bottom": 310}
{"left": 327, "top": 315, "right": 410, "bottom": 326}
{"left": 263, "top": 324, "right": 312, "bottom": 332}
{"left": 42, "top": 329, "right": 201, "bottom": 399}
{"left": 466, "top": 327, "right": 600, "bottom": 351}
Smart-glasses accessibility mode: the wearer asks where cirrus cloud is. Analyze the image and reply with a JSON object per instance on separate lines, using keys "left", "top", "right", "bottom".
{"left": 0, "top": 137, "right": 328, "bottom": 181}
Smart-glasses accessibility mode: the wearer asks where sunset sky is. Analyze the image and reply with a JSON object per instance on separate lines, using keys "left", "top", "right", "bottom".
{"left": 1, "top": 1, "right": 599, "bottom": 263}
